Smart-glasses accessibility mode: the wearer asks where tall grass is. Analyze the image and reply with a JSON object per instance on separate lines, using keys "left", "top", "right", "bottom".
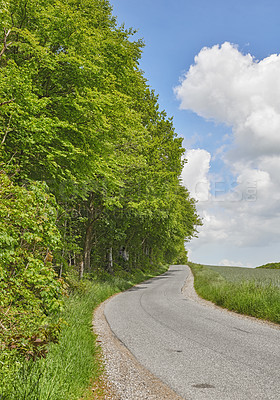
{"left": 189, "top": 263, "right": 280, "bottom": 324}
{"left": 0, "top": 265, "right": 168, "bottom": 400}
{"left": 207, "top": 265, "right": 280, "bottom": 287}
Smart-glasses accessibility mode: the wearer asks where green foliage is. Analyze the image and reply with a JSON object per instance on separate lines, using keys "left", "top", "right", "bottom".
{"left": 0, "top": 171, "right": 64, "bottom": 360}
{"left": 257, "top": 262, "right": 280, "bottom": 269}
{"left": 0, "top": 0, "right": 201, "bottom": 396}
{"left": 189, "top": 263, "right": 280, "bottom": 324}
{"left": 0, "top": 0, "right": 200, "bottom": 279}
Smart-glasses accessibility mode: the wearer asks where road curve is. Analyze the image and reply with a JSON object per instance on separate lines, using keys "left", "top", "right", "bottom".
{"left": 104, "top": 265, "right": 280, "bottom": 400}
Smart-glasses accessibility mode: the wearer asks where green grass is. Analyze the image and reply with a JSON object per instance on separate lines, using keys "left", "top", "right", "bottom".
{"left": 206, "top": 265, "right": 280, "bottom": 287}
{"left": 0, "top": 265, "right": 168, "bottom": 400}
{"left": 189, "top": 262, "right": 280, "bottom": 324}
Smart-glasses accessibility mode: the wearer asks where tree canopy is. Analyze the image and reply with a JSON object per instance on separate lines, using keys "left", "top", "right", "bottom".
{"left": 0, "top": 0, "right": 201, "bottom": 359}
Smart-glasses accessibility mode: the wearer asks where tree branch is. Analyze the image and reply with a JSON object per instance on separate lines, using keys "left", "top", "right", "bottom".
{"left": 1, "top": 114, "right": 12, "bottom": 146}
{"left": 0, "top": 320, "right": 7, "bottom": 330}
{"left": 0, "top": 99, "right": 15, "bottom": 107}
{"left": 0, "top": 28, "right": 12, "bottom": 60}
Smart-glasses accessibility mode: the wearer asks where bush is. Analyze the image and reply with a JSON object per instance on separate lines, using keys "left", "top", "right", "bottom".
{"left": 0, "top": 171, "right": 64, "bottom": 360}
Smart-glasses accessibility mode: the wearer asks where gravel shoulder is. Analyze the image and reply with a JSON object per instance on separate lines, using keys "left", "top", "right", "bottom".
{"left": 92, "top": 294, "right": 183, "bottom": 400}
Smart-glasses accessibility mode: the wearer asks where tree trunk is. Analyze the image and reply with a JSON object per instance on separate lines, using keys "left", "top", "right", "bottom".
{"left": 107, "top": 247, "right": 113, "bottom": 273}
{"left": 59, "top": 218, "right": 67, "bottom": 278}
{"left": 83, "top": 221, "right": 94, "bottom": 273}
{"left": 149, "top": 247, "right": 153, "bottom": 264}
{"left": 79, "top": 260, "right": 84, "bottom": 280}
{"left": 82, "top": 192, "right": 102, "bottom": 274}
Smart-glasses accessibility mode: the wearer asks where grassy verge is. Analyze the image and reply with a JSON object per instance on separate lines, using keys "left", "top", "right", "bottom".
{"left": 189, "top": 262, "right": 280, "bottom": 324}
{"left": 0, "top": 265, "right": 168, "bottom": 400}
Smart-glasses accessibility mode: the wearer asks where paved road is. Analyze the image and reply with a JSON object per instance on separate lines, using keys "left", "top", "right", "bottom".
{"left": 104, "top": 265, "right": 280, "bottom": 399}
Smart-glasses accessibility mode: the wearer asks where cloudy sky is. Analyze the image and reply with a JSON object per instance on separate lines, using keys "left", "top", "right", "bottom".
{"left": 110, "top": 0, "right": 280, "bottom": 267}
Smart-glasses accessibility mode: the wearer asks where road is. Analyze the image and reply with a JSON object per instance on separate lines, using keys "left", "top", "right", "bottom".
{"left": 104, "top": 265, "right": 280, "bottom": 400}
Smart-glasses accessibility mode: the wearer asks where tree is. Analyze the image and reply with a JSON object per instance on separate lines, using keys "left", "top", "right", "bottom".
{"left": 0, "top": 0, "right": 201, "bottom": 278}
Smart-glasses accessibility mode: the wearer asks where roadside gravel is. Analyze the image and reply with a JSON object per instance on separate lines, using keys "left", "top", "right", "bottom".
{"left": 92, "top": 293, "right": 183, "bottom": 400}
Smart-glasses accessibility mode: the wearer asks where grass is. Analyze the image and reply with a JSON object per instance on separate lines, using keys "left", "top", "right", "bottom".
{"left": 206, "top": 265, "right": 280, "bottom": 287}
{"left": 188, "top": 262, "right": 280, "bottom": 324}
{"left": 0, "top": 265, "right": 168, "bottom": 400}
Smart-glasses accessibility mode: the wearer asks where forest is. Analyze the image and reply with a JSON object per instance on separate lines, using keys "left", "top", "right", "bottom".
{"left": 0, "top": 0, "right": 200, "bottom": 395}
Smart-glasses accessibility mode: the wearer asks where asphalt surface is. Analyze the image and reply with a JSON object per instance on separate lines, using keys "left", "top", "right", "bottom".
{"left": 104, "top": 265, "right": 280, "bottom": 400}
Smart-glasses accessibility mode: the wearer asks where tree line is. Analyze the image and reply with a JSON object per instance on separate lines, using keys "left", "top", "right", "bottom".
{"left": 0, "top": 0, "right": 200, "bottom": 359}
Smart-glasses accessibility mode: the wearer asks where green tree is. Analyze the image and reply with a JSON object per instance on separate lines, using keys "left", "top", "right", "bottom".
{"left": 0, "top": 0, "right": 201, "bottom": 277}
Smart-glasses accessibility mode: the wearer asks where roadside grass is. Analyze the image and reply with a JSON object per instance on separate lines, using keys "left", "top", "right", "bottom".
{"left": 188, "top": 262, "right": 280, "bottom": 324}
{"left": 0, "top": 265, "right": 168, "bottom": 400}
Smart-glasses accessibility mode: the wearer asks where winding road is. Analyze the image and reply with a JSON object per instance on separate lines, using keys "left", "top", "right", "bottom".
{"left": 104, "top": 265, "right": 280, "bottom": 400}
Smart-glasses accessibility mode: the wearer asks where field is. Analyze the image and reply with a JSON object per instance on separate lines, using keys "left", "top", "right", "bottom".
{"left": 188, "top": 262, "right": 280, "bottom": 324}
{"left": 206, "top": 265, "right": 280, "bottom": 287}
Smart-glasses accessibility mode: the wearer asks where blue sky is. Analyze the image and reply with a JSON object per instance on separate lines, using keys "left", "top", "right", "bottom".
{"left": 110, "top": 0, "right": 280, "bottom": 267}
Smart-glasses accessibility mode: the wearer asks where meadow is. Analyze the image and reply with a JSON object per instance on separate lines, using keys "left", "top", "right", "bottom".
{"left": 188, "top": 262, "right": 280, "bottom": 324}
{"left": 206, "top": 265, "right": 280, "bottom": 287}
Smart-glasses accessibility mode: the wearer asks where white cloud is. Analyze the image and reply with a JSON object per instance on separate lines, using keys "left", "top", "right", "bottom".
{"left": 177, "top": 43, "right": 280, "bottom": 265}
{"left": 219, "top": 259, "right": 244, "bottom": 267}
{"left": 181, "top": 148, "right": 211, "bottom": 201}
{"left": 175, "top": 42, "right": 280, "bottom": 159}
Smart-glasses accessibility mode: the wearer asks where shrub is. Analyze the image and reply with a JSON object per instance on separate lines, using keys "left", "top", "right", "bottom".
{"left": 0, "top": 171, "right": 64, "bottom": 360}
